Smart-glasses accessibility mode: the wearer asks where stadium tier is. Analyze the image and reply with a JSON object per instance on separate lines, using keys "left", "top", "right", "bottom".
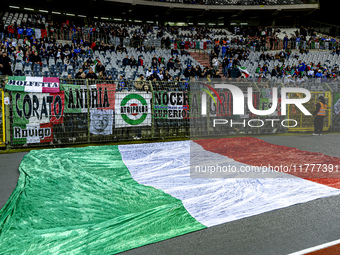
{"left": 3, "top": 1, "right": 340, "bottom": 255}
{"left": 146, "top": 0, "right": 305, "bottom": 5}
{"left": 1, "top": 11, "right": 339, "bottom": 85}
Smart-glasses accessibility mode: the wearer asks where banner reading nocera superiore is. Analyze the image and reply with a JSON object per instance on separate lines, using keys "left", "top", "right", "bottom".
{"left": 153, "top": 91, "right": 189, "bottom": 119}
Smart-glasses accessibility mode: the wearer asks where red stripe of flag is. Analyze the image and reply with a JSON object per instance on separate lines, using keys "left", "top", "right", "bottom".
{"left": 43, "top": 77, "right": 60, "bottom": 83}
{"left": 194, "top": 137, "right": 340, "bottom": 189}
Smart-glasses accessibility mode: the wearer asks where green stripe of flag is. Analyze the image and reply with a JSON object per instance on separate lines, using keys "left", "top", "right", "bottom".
{"left": 6, "top": 76, "right": 26, "bottom": 91}
{"left": 0, "top": 145, "right": 206, "bottom": 255}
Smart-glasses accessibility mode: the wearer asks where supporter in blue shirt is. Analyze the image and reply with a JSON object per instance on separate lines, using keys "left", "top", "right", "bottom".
{"left": 17, "top": 26, "right": 24, "bottom": 39}
{"left": 297, "top": 60, "right": 306, "bottom": 75}
{"left": 315, "top": 69, "right": 322, "bottom": 78}
{"left": 283, "top": 35, "right": 288, "bottom": 49}
{"left": 118, "top": 75, "right": 127, "bottom": 91}
{"left": 74, "top": 47, "right": 81, "bottom": 54}
{"left": 26, "top": 26, "right": 33, "bottom": 37}
{"left": 221, "top": 44, "right": 227, "bottom": 59}
{"left": 296, "top": 36, "right": 301, "bottom": 43}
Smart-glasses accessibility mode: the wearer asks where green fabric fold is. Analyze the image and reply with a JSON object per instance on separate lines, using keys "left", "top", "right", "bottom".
{"left": 0, "top": 146, "right": 206, "bottom": 254}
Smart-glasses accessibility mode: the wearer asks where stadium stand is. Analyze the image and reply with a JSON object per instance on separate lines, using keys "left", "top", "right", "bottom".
{"left": 4, "top": 2, "right": 340, "bottom": 255}
{"left": 146, "top": 0, "right": 305, "bottom": 5}
{"left": 1, "top": 9, "right": 339, "bottom": 87}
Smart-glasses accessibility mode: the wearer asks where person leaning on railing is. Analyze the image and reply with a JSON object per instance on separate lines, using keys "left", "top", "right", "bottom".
{"left": 85, "top": 67, "right": 97, "bottom": 80}
{"left": 117, "top": 75, "right": 128, "bottom": 91}
{"left": 135, "top": 74, "right": 148, "bottom": 91}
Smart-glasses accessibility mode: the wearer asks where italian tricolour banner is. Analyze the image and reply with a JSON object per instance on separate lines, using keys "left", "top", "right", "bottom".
{"left": 238, "top": 66, "right": 250, "bottom": 78}
{"left": 6, "top": 76, "right": 60, "bottom": 93}
{"left": 11, "top": 91, "right": 65, "bottom": 145}
{"left": 63, "top": 83, "right": 116, "bottom": 114}
{"left": 0, "top": 139, "right": 340, "bottom": 254}
{"left": 62, "top": 83, "right": 116, "bottom": 135}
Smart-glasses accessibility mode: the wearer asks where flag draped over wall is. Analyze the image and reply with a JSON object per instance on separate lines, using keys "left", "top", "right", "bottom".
{"left": 6, "top": 76, "right": 60, "bottom": 93}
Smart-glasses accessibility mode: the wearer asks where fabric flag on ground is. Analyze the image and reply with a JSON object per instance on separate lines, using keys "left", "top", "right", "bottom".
{"left": 0, "top": 145, "right": 205, "bottom": 255}
{"left": 238, "top": 66, "right": 250, "bottom": 78}
{"left": 1, "top": 139, "right": 340, "bottom": 254}
{"left": 6, "top": 76, "right": 60, "bottom": 93}
{"left": 195, "top": 137, "right": 340, "bottom": 189}
{"left": 119, "top": 141, "right": 340, "bottom": 226}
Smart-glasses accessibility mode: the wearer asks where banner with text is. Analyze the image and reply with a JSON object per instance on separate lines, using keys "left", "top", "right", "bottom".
{"left": 153, "top": 91, "right": 189, "bottom": 119}
{"left": 63, "top": 83, "right": 116, "bottom": 136}
{"left": 12, "top": 91, "right": 65, "bottom": 144}
{"left": 6, "top": 76, "right": 60, "bottom": 93}
{"left": 115, "top": 92, "right": 152, "bottom": 128}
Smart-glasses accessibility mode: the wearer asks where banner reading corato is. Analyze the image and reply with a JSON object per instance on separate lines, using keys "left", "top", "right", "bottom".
{"left": 6, "top": 76, "right": 60, "bottom": 93}
{"left": 12, "top": 91, "right": 65, "bottom": 145}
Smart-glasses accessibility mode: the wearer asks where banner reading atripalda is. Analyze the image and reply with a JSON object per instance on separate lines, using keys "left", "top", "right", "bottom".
{"left": 115, "top": 92, "right": 152, "bottom": 128}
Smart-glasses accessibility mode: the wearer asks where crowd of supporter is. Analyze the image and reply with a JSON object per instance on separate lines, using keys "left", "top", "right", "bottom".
{"left": 2, "top": 12, "right": 339, "bottom": 54}
{"left": 1, "top": 11, "right": 340, "bottom": 87}
{"left": 1, "top": 32, "right": 339, "bottom": 84}
{"left": 254, "top": 50, "right": 340, "bottom": 82}
{"left": 233, "top": 26, "right": 309, "bottom": 38}
{"left": 0, "top": 31, "right": 193, "bottom": 85}
{"left": 211, "top": 26, "right": 339, "bottom": 52}
{"left": 0, "top": 33, "right": 110, "bottom": 75}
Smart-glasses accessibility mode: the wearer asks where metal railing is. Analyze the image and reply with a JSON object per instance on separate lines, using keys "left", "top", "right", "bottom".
{"left": 0, "top": 88, "right": 5, "bottom": 147}
{"left": 50, "top": 29, "right": 110, "bottom": 44}
{"left": 1, "top": 77, "right": 340, "bottom": 149}
{"left": 0, "top": 76, "right": 6, "bottom": 147}
{"left": 310, "top": 21, "right": 340, "bottom": 40}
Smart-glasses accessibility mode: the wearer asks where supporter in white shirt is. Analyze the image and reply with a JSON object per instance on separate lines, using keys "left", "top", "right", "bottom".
{"left": 212, "top": 57, "right": 219, "bottom": 71}
{"left": 307, "top": 68, "right": 315, "bottom": 77}
{"left": 146, "top": 67, "right": 153, "bottom": 78}
{"left": 296, "top": 76, "right": 307, "bottom": 85}
{"left": 10, "top": 39, "right": 16, "bottom": 47}
{"left": 284, "top": 74, "right": 295, "bottom": 85}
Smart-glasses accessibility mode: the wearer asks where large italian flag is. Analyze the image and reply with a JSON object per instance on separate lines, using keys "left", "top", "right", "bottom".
{"left": 1, "top": 138, "right": 340, "bottom": 254}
